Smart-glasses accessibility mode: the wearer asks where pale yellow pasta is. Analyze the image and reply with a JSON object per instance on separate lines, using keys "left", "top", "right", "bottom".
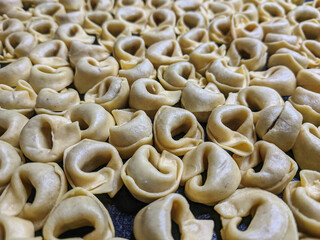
{"left": 292, "top": 123, "right": 320, "bottom": 172}
{"left": 283, "top": 170, "right": 320, "bottom": 237}
{"left": 176, "top": 11, "right": 207, "bottom": 35}
{"left": 178, "top": 27, "right": 209, "bottom": 54}
{"left": 0, "top": 80, "right": 37, "bottom": 117}
{"left": 207, "top": 105, "right": 256, "bottom": 157}
{"left": 226, "top": 86, "right": 284, "bottom": 123}
{"left": 206, "top": 58, "right": 250, "bottom": 96}
{"left": 0, "top": 140, "right": 23, "bottom": 193}
{"left": 208, "top": 15, "right": 233, "bottom": 45}
{"left": 83, "top": 10, "right": 112, "bottom": 35}
{"left": 98, "top": 20, "right": 131, "bottom": 52}
{"left": 63, "top": 139, "right": 122, "bottom": 196}
{"left": 276, "top": 0, "right": 299, "bottom": 12}
{"left": 227, "top": 37, "right": 268, "bottom": 71}
{"left": 258, "top": 1, "right": 286, "bottom": 22}
{"left": 75, "top": 56, "right": 119, "bottom": 94}
{"left": 200, "top": 1, "right": 235, "bottom": 20}
{"left": 69, "top": 40, "right": 110, "bottom": 67}
{"left": 0, "top": 18, "right": 24, "bottom": 43}
{"left": 217, "top": 0, "right": 243, "bottom": 11}
{"left": 173, "top": 0, "right": 202, "bottom": 17}
{"left": 118, "top": 58, "right": 156, "bottom": 86}
{"left": 268, "top": 48, "right": 309, "bottom": 75}
{"left": 264, "top": 33, "right": 301, "bottom": 55}
{"left": 289, "top": 87, "right": 320, "bottom": 125}
{"left": 121, "top": 145, "right": 183, "bottom": 203}
{"left": 42, "top": 188, "right": 115, "bottom": 240}
{"left": 29, "top": 40, "right": 69, "bottom": 68}
{"left": 0, "top": 162, "right": 67, "bottom": 231}
{"left": 65, "top": 103, "right": 115, "bottom": 142}
{"left": 230, "top": 14, "right": 263, "bottom": 40}
{"left": 297, "top": 68, "right": 320, "bottom": 92}
{"left": 33, "top": 2, "right": 66, "bottom": 19}
{"left": 114, "top": 0, "right": 144, "bottom": 10}
{"left": 141, "top": 25, "right": 176, "bottom": 47}
{"left": 234, "top": 141, "right": 298, "bottom": 194}
{"left": 115, "top": 6, "right": 147, "bottom": 34}
{"left": 19, "top": 114, "right": 81, "bottom": 162}
{"left": 59, "top": 0, "right": 85, "bottom": 11}
{"left": 157, "top": 61, "right": 204, "bottom": 90}
{"left": 35, "top": 88, "right": 80, "bottom": 115}
{"left": 146, "top": 39, "right": 189, "bottom": 68}
{"left": 287, "top": 5, "right": 320, "bottom": 25}
{"left": 293, "top": 20, "right": 320, "bottom": 42}
{"left": 85, "top": 0, "right": 114, "bottom": 11}
{"left": 181, "top": 82, "right": 225, "bottom": 122}
{"left": 0, "top": 215, "right": 39, "bottom": 240}
{"left": 214, "top": 188, "right": 298, "bottom": 240}
{"left": 145, "top": 0, "right": 173, "bottom": 10}
{"left": 85, "top": 76, "right": 130, "bottom": 112}
{"left": 109, "top": 109, "right": 153, "bottom": 159}
{"left": 0, "top": 57, "right": 32, "bottom": 87}
{"left": 55, "top": 9, "right": 86, "bottom": 26}
{"left": 0, "top": 0, "right": 23, "bottom": 15}
{"left": 134, "top": 193, "right": 214, "bottom": 240}
{"left": 148, "top": 8, "right": 176, "bottom": 27}
{"left": 1, "top": 32, "right": 37, "bottom": 62}
{"left": 54, "top": 23, "right": 95, "bottom": 48}
{"left": 153, "top": 106, "right": 204, "bottom": 156}
{"left": 241, "top": 2, "right": 259, "bottom": 22}
{"left": 301, "top": 40, "right": 320, "bottom": 68}
{"left": 0, "top": 110, "right": 28, "bottom": 148}
{"left": 5, "top": 7, "right": 33, "bottom": 22}
{"left": 29, "top": 65, "right": 73, "bottom": 93}
{"left": 250, "top": 66, "right": 296, "bottom": 96}
{"left": 181, "top": 142, "right": 241, "bottom": 205}
{"left": 189, "top": 42, "right": 226, "bottom": 75}
{"left": 26, "top": 17, "right": 58, "bottom": 43}
{"left": 129, "top": 78, "right": 181, "bottom": 118}
{"left": 113, "top": 36, "right": 145, "bottom": 69}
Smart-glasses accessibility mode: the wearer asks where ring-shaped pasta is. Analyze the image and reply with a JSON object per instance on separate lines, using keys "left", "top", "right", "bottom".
{"left": 292, "top": 123, "right": 320, "bottom": 172}
{"left": 241, "top": 2, "right": 259, "bottom": 22}
{"left": 85, "top": 0, "right": 114, "bottom": 11}
{"left": 109, "top": 109, "right": 153, "bottom": 159}
{"left": 134, "top": 193, "right": 214, "bottom": 240}
{"left": 121, "top": 145, "right": 183, "bottom": 203}
{"left": 146, "top": 39, "right": 189, "bottom": 68}
{"left": 148, "top": 8, "right": 176, "bottom": 27}
{"left": 55, "top": 8, "right": 86, "bottom": 26}
{"left": 200, "top": 1, "right": 235, "bottom": 20}
{"left": 256, "top": 102, "right": 303, "bottom": 152}
{"left": 154, "top": 106, "right": 204, "bottom": 156}
{"left": 65, "top": 103, "right": 115, "bottom": 142}
{"left": 29, "top": 40, "right": 69, "bottom": 68}
{"left": 113, "top": 36, "right": 145, "bottom": 69}
{"left": 35, "top": 88, "right": 80, "bottom": 115}
{"left": 297, "top": 68, "right": 320, "bottom": 93}
{"left": 33, "top": 2, "right": 66, "bottom": 19}
{"left": 0, "top": 110, "right": 28, "bottom": 147}
{"left": 293, "top": 20, "right": 320, "bottom": 41}
{"left": 301, "top": 40, "right": 320, "bottom": 68}
{"left": 0, "top": 57, "right": 32, "bottom": 87}
{"left": 258, "top": 1, "right": 286, "bottom": 22}
{"left": 141, "top": 25, "right": 176, "bottom": 47}
{"left": 26, "top": 17, "right": 58, "bottom": 43}
{"left": 0, "top": 0, "right": 22, "bottom": 15}
{"left": 283, "top": 170, "right": 320, "bottom": 237}
{"left": 178, "top": 27, "right": 209, "bottom": 55}
{"left": 5, "top": 7, "right": 32, "bottom": 22}
{"left": 206, "top": 58, "right": 250, "bottom": 96}
{"left": 230, "top": 14, "right": 263, "bottom": 40}
{"left": 0, "top": 18, "right": 25, "bottom": 43}
{"left": 115, "top": 6, "right": 147, "bottom": 34}
{"left": 85, "top": 76, "right": 130, "bottom": 112}
{"left": 249, "top": 66, "right": 296, "bottom": 96}
{"left": 83, "top": 11, "right": 113, "bottom": 35}
{"left": 42, "top": 188, "right": 115, "bottom": 240}
{"left": 74, "top": 56, "right": 119, "bottom": 94}
{"left": 287, "top": 5, "right": 320, "bottom": 25}
{"left": 63, "top": 139, "right": 123, "bottom": 196}
{"left": 181, "top": 82, "right": 225, "bottom": 122}
{"left": 207, "top": 105, "right": 256, "bottom": 157}
{"left": 264, "top": 33, "right": 301, "bottom": 55}
{"left": 176, "top": 11, "right": 207, "bottom": 35}
{"left": 234, "top": 141, "right": 298, "bottom": 194}
{"left": 0, "top": 162, "right": 67, "bottom": 231}
{"left": 214, "top": 188, "right": 298, "bottom": 240}
{"left": 59, "top": 0, "right": 85, "bottom": 11}
{"left": 145, "top": 0, "right": 173, "bottom": 11}
{"left": 173, "top": 0, "right": 202, "bottom": 17}
{"left": 181, "top": 142, "right": 241, "bottom": 205}
{"left": 0, "top": 80, "right": 37, "bottom": 117}
{"left": 19, "top": 114, "right": 81, "bottom": 162}
{"left": 225, "top": 86, "right": 284, "bottom": 123}
{"left": 208, "top": 15, "right": 233, "bottom": 45}
{"left": 129, "top": 78, "right": 181, "bottom": 118}
{"left": 261, "top": 18, "right": 292, "bottom": 37}
{"left": 29, "top": 65, "right": 73, "bottom": 93}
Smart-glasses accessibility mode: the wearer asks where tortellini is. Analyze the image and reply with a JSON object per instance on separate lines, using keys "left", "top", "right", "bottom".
{"left": 283, "top": 170, "right": 320, "bottom": 238}
{"left": 215, "top": 188, "right": 298, "bottom": 240}
{"left": 63, "top": 139, "right": 123, "bottom": 196}
{"left": 0, "top": 18, "right": 25, "bottom": 42}
{"left": 207, "top": 105, "right": 256, "bottom": 157}
{"left": 181, "top": 142, "right": 241, "bottom": 205}
{"left": 178, "top": 27, "right": 209, "bottom": 55}
{"left": 234, "top": 141, "right": 298, "bottom": 194}
{"left": 121, "top": 145, "right": 183, "bottom": 203}
{"left": 115, "top": 6, "right": 147, "bottom": 34}
{"left": 43, "top": 188, "right": 115, "bottom": 240}
{"left": 141, "top": 25, "right": 176, "bottom": 47}
{"left": 154, "top": 106, "right": 204, "bottom": 156}
{"left": 27, "top": 17, "right": 58, "bottom": 43}
{"left": 109, "top": 109, "right": 153, "bottom": 159}
{"left": 19, "top": 114, "right": 81, "bottom": 162}
{"left": 134, "top": 193, "right": 214, "bottom": 240}
{"left": 0, "top": 162, "right": 67, "bottom": 230}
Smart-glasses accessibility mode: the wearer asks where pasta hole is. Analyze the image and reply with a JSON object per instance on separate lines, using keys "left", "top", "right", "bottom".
{"left": 89, "top": 0, "right": 98, "bottom": 10}
{"left": 68, "top": 26, "right": 78, "bottom": 37}
{"left": 153, "top": 13, "right": 166, "bottom": 26}
{"left": 146, "top": 84, "right": 159, "bottom": 95}
{"left": 58, "top": 226, "right": 95, "bottom": 239}
{"left": 37, "top": 65, "right": 54, "bottom": 73}
{"left": 190, "top": 31, "right": 205, "bottom": 42}
{"left": 75, "top": 118, "right": 89, "bottom": 131}
{"left": 87, "top": 58, "right": 98, "bottom": 66}
{"left": 295, "top": 13, "right": 318, "bottom": 23}
{"left": 183, "top": 15, "right": 198, "bottom": 29}
{"left": 82, "top": 155, "right": 106, "bottom": 172}
{"left": 246, "top": 98, "right": 261, "bottom": 112}
{"left": 123, "top": 40, "right": 141, "bottom": 56}
{"left": 201, "top": 169, "right": 208, "bottom": 185}
{"left": 237, "top": 214, "right": 253, "bottom": 231}
{"left": 218, "top": 23, "right": 230, "bottom": 35}
{"left": 2, "top": 21, "right": 10, "bottom": 31}
{"left": 0, "top": 125, "right": 7, "bottom": 136}
{"left": 108, "top": 23, "right": 125, "bottom": 37}
{"left": 43, "top": 5, "right": 60, "bottom": 16}
{"left": 171, "top": 122, "right": 191, "bottom": 141}
{"left": 239, "top": 49, "right": 251, "bottom": 59}
{"left": 264, "top": 5, "right": 281, "bottom": 17}
{"left": 122, "top": 0, "right": 135, "bottom": 5}
{"left": 171, "top": 219, "right": 181, "bottom": 239}
{"left": 245, "top": 24, "right": 256, "bottom": 32}
{"left": 26, "top": 186, "right": 36, "bottom": 204}
{"left": 253, "top": 161, "right": 264, "bottom": 173}
{"left": 151, "top": 0, "right": 166, "bottom": 8}
{"left": 124, "top": 12, "right": 142, "bottom": 23}
{"left": 34, "top": 23, "right": 51, "bottom": 35}
{"left": 44, "top": 47, "right": 59, "bottom": 57}
{"left": 40, "top": 122, "right": 53, "bottom": 150}
{"left": 9, "top": 37, "right": 20, "bottom": 49}
{"left": 162, "top": 44, "right": 174, "bottom": 57}
{"left": 222, "top": 115, "right": 246, "bottom": 131}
